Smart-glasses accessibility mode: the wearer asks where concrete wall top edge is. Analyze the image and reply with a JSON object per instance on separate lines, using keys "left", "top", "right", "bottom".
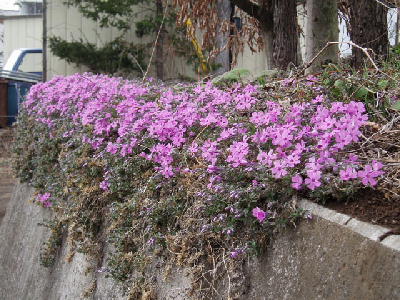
{"left": 298, "top": 199, "right": 399, "bottom": 252}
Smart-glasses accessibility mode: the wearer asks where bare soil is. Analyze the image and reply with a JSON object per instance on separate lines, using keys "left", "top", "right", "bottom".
{"left": 325, "top": 189, "right": 400, "bottom": 232}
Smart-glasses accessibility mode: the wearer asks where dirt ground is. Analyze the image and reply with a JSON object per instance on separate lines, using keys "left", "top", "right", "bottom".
{"left": 325, "top": 189, "right": 400, "bottom": 232}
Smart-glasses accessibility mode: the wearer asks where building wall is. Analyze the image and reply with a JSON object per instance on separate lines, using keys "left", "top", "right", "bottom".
{"left": 45, "top": 1, "right": 400, "bottom": 80}
{"left": 46, "top": 0, "right": 304, "bottom": 80}
{"left": 0, "top": 22, "right": 4, "bottom": 66}
{"left": 46, "top": 0, "right": 196, "bottom": 80}
{"left": 3, "top": 16, "right": 42, "bottom": 64}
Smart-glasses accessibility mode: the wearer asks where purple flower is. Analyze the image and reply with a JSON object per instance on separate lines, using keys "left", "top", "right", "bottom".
{"left": 312, "top": 95, "right": 325, "bottom": 104}
{"left": 252, "top": 207, "right": 267, "bottom": 223}
{"left": 357, "top": 161, "right": 384, "bottom": 186}
{"left": 37, "top": 193, "right": 52, "bottom": 208}
{"left": 230, "top": 251, "right": 239, "bottom": 258}
{"left": 271, "top": 160, "right": 287, "bottom": 179}
{"left": 291, "top": 174, "right": 303, "bottom": 190}
{"left": 305, "top": 170, "right": 322, "bottom": 190}
{"left": 201, "top": 140, "right": 219, "bottom": 165}
{"left": 339, "top": 167, "right": 357, "bottom": 181}
{"left": 100, "top": 180, "right": 110, "bottom": 191}
{"left": 257, "top": 150, "right": 277, "bottom": 167}
{"left": 226, "top": 140, "right": 249, "bottom": 167}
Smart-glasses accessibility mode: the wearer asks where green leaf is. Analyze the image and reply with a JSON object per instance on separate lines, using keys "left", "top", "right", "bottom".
{"left": 392, "top": 101, "right": 400, "bottom": 111}
{"left": 333, "top": 79, "right": 345, "bottom": 90}
{"left": 354, "top": 87, "right": 369, "bottom": 99}
{"left": 377, "top": 80, "right": 389, "bottom": 90}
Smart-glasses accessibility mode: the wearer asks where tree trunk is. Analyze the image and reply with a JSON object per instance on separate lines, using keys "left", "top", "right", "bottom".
{"left": 258, "top": 2, "right": 274, "bottom": 69}
{"left": 155, "top": 0, "right": 165, "bottom": 80}
{"left": 215, "top": 0, "right": 232, "bottom": 75}
{"left": 272, "top": 0, "right": 298, "bottom": 69}
{"left": 348, "top": 0, "right": 388, "bottom": 68}
{"left": 305, "top": 0, "right": 339, "bottom": 73}
{"left": 263, "top": 29, "right": 274, "bottom": 69}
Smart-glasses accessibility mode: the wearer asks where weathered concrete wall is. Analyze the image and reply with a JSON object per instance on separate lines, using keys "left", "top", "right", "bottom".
{"left": 1, "top": 184, "right": 399, "bottom": 300}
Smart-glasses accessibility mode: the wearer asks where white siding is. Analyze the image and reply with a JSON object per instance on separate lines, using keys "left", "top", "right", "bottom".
{"left": 3, "top": 16, "right": 42, "bottom": 64}
{"left": 46, "top": 0, "right": 195, "bottom": 80}
{"left": 0, "top": 22, "right": 4, "bottom": 66}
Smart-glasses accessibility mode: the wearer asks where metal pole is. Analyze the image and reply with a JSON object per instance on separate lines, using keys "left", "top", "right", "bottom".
{"left": 43, "top": 0, "right": 47, "bottom": 82}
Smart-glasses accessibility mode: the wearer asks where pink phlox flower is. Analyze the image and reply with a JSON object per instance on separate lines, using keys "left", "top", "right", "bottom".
{"left": 318, "top": 117, "right": 336, "bottom": 130}
{"left": 226, "top": 139, "right": 249, "bottom": 167}
{"left": 305, "top": 169, "right": 322, "bottom": 190}
{"left": 100, "top": 180, "right": 110, "bottom": 191}
{"left": 293, "top": 141, "right": 306, "bottom": 155}
{"left": 151, "top": 143, "right": 174, "bottom": 165}
{"left": 305, "top": 157, "right": 322, "bottom": 171}
{"left": 317, "top": 151, "right": 336, "bottom": 166}
{"left": 357, "top": 160, "right": 384, "bottom": 186}
{"left": 188, "top": 142, "right": 199, "bottom": 154}
{"left": 37, "top": 192, "right": 52, "bottom": 208}
{"left": 252, "top": 207, "right": 268, "bottom": 223}
{"left": 250, "top": 111, "right": 272, "bottom": 126}
{"left": 330, "top": 102, "right": 345, "bottom": 113}
{"left": 235, "top": 94, "right": 257, "bottom": 110}
{"left": 218, "top": 127, "right": 237, "bottom": 141}
{"left": 339, "top": 166, "right": 358, "bottom": 181}
{"left": 346, "top": 101, "right": 366, "bottom": 115}
{"left": 106, "top": 142, "right": 119, "bottom": 154}
{"left": 201, "top": 140, "right": 219, "bottom": 165}
{"left": 257, "top": 150, "right": 277, "bottom": 167}
{"left": 230, "top": 251, "right": 239, "bottom": 258}
{"left": 272, "top": 127, "right": 293, "bottom": 148}
{"left": 271, "top": 160, "right": 288, "bottom": 178}
{"left": 312, "top": 95, "right": 325, "bottom": 104}
{"left": 158, "top": 165, "right": 174, "bottom": 178}
{"left": 285, "top": 153, "right": 301, "bottom": 168}
{"left": 251, "top": 128, "right": 273, "bottom": 144}
{"left": 200, "top": 112, "right": 228, "bottom": 128}
{"left": 291, "top": 174, "right": 303, "bottom": 190}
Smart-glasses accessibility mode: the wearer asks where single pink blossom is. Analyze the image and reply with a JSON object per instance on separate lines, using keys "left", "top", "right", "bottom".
{"left": 252, "top": 207, "right": 267, "bottom": 223}
{"left": 291, "top": 174, "right": 303, "bottom": 190}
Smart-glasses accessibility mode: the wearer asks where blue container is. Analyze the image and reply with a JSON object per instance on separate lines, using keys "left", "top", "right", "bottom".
{"left": 7, "top": 80, "right": 34, "bottom": 125}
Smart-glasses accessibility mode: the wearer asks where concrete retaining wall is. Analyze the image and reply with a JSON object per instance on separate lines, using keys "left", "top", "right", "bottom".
{"left": 0, "top": 184, "right": 399, "bottom": 299}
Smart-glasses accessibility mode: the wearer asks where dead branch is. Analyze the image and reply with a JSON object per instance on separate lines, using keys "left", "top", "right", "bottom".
{"left": 298, "top": 41, "right": 396, "bottom": 81}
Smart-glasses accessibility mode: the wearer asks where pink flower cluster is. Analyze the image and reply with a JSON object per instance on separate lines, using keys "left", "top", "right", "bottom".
{"left": 37, "top": 193, "right": 52, "bottom": 208}
{"left": 24, "top": 73, "right": 384, "bottom": 197}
